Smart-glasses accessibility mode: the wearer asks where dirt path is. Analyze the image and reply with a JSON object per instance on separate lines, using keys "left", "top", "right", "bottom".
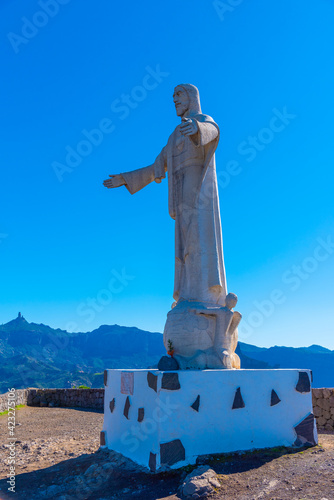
{"left": 0, "top": 406, "right": 333, "bottom": 499}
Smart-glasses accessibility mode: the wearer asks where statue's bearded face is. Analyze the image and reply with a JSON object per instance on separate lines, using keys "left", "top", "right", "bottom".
{"left": 173, "top": 87, "right": 190, "bottom": 117}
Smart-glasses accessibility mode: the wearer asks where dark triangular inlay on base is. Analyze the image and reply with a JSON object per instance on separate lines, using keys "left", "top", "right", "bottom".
{"left": 109, "top": 398, "right": 115, "bottom": 413}
{"left": 191, "top": 395, "right": 200, "bottom": 412}
{"left": 270, "top": 389, "right": 281, "bottom": 406}
{"left": 232, "top": 387, "right": 245, "bottom": 409}
{"left": 123, "top": 396, "right": 131, "bottom": 419}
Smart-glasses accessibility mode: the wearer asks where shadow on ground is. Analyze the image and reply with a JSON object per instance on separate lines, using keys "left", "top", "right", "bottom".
{"left": 0, "top": 444, "right": 314, "bottom": 500}
{"left": 197, "top": 445, "right": 312, "bottom": 475}
{"left": 0, "top": 448, "right": 180, "bottom": 500}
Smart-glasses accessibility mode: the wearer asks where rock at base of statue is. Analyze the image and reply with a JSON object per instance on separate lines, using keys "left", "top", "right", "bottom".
{"left": 157, "top": 355, "right": 179, "bottom": 371}
{"left": 163, "top": 300, "right": 241, "bottom": 370}
{"left": 102, "top": 368, "right": 317, "bottom": 472}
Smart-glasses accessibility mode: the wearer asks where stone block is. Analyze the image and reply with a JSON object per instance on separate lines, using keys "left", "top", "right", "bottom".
{"left": 317, "top": 417, "right": 326, "bottom": 427}
{"left": 312, "top": 388, "right": 323, "bottom": 399}
{"left": 319, "top": 399, "right": 330, "bottom": 411}
{"left": 138, "top": 408, "right": 145, "bottom": 422}
{"left": 149, "top": 452, "right": 156, "bottom": 472}
{"left": 102, "top": 368, "right": 315, "bottom": 471}
{"left": 121, "top": 372, "right": 134, "bottom": 395}
{"left": 323, "top": 388, "right": 332, "bottom": 399}
{"left": 161, "top": 373, "right": 180, "bottom": 391}
{"left": 322, "top": 410, "right": 331, "bottom": 420}
{"left": 147, "top": 372, "right": 158, "bottom": 392}
{"left": 181, "top": 466, "right": 221, "bottom": 499}
{"left": 100, "top": 431, "right": 106, "bottom": 446}
{"left": 158, "top": 356, "right": 179, "bottom": 371}
{"left": 160, "top": 439, "right": 185, "bottom": 466}
{"left": 294, "top": 413, "right": 316, "bottom": 446}
{"left": 123, "top": 396, "right": 131, "bottom": 419}
{"left": 295, "top": 372, "right": 310, "bottom": 393}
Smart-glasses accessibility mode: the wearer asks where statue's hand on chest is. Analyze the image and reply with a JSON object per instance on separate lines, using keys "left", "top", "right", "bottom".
{"left": 180, "top": 117, "right": 198, "bottom": 137}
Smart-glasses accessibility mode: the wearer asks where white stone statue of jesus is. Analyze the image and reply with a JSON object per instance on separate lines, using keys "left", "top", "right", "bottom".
{"left": 104, "top": 84, "right": 240, "bottom": 370}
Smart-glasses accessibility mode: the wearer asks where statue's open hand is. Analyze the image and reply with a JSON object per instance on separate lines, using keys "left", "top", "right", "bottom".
{"left": 180, "top": 118, "right": 198, "bottom": 136}
{"left": 103, "top": 174, "right": 126, "bottom": 189}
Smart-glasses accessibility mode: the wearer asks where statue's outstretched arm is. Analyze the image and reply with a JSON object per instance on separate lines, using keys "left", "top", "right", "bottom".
{"left": 103, "top": 145, "right": 167, "bottom": 195}
{"left": 103, "top": 164, "right": 157, "bottom": 195}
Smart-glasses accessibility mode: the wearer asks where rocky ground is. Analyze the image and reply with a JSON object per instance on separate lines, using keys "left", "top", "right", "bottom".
{"left": 0, "top": 406, "right": 333, "bottom": 499}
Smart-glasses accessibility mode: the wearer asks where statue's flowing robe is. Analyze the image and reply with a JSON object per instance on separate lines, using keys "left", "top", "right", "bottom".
{"left": 121, "top": 114, "right": 227, "bottom": 306}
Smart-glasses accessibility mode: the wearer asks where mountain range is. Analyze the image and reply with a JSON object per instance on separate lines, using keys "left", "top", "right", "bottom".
{"left": 0, "top": 313, "right": 333, "bottom": 393}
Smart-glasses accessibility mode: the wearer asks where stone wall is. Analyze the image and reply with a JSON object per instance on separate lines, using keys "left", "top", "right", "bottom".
{"left": 27, "top": 388, "right": 104, "bottom": 409}
{"left": 0, "top": 388, "right": 104, "bottom": 411}
{"left": 0, "top": 389, "right": 29, "bottom": 413}
{"left": 312, "top": 388, "right": 334, "bottom": 431}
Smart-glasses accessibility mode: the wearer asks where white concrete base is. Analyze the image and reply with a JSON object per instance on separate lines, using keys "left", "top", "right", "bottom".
{"left": 101, "top": 369, "right": 317, "bottom": 471}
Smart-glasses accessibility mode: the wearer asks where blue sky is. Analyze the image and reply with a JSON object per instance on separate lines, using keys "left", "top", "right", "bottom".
{"left": 1, "top": 0, "right": 333, "bottom": 349}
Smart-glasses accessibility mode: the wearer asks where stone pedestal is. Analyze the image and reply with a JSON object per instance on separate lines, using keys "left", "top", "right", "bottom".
{"left": 101, "top": 368, "right": 317, "bottom": 472}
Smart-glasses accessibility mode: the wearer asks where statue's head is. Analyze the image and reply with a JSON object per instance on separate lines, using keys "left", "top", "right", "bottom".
{"left": 173, "top": 84, "right": 202, "bottom": 118}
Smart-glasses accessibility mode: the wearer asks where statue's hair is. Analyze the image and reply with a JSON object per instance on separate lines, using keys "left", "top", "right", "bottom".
{"left": 174, "top": 84, "right": 202, "bottom": 114}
